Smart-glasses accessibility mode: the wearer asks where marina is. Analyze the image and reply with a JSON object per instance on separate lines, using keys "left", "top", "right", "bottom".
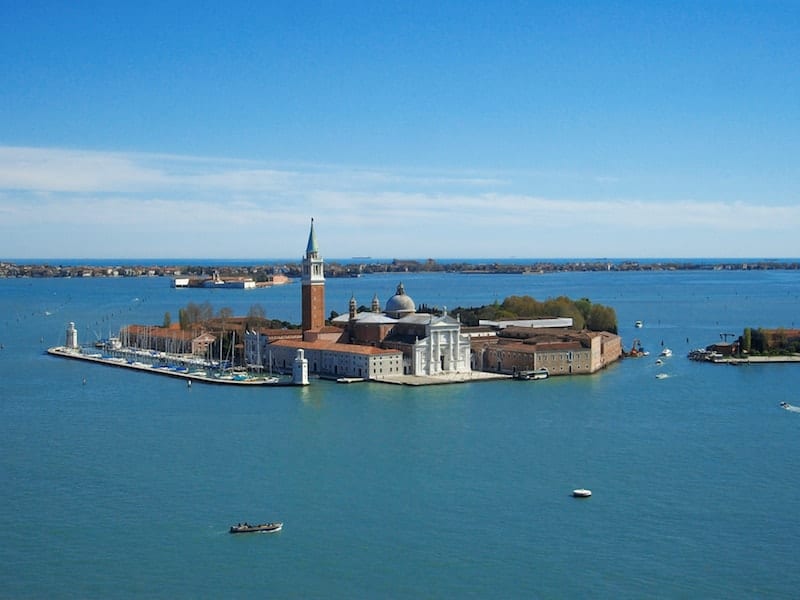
{"left": 45, "top": 320, "right": 307, "bottom": 385}
{"left": 46, "top": 345, "right": 292, "bottom": 386}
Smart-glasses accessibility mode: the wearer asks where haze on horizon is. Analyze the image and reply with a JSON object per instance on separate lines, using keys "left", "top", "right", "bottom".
{"left": 1, "top": 2, "right": 798, "bottom": 260}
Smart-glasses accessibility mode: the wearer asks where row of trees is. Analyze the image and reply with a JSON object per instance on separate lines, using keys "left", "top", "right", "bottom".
{"left": 741, "top": 327, "right": 800, "bottom": 354}
{"left": 450, "top": 295, "right": 618, "bottom": 333}
{"left": 165, "top": 302, "right": 297, "bottom": 331}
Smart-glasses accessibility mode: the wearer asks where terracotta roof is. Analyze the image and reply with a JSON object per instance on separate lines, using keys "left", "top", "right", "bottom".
{"left": 250, "top": 328, "right": 303, "bottom": 337}
{"left": 496, "top": 339, "right": 584, "bottom": 352}
{"left": 123, "top": 324, "right": 195, "bottom": 341}
{"left": 269, "top": 339, "right": 401, "bottom": 356}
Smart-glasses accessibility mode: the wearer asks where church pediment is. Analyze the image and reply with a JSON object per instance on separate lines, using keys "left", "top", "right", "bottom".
{"left": 429, "top": 314, "right": 460, "bottom": 328}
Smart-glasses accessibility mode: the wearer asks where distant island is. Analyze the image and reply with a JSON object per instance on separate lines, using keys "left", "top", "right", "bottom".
{"left": 2, "top": 258, "right": 800, "bottom": 279}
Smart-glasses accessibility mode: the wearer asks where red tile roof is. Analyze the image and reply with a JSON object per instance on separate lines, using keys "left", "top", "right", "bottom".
{"left": 269, "top": 339, "right": 401, "bottom": 356}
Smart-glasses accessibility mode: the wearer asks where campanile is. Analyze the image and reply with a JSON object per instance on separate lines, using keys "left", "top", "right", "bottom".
{"left": 301, "top": 218, "right": 325, "bottom": 332}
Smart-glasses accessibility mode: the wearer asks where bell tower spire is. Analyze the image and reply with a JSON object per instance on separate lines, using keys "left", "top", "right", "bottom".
{"left": 301, "top": 218, "right": 325, "bottom": 332}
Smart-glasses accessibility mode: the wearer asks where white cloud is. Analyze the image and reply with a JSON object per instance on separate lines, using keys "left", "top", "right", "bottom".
{"left": 0, "top": 146, "right": 170, "bottom": 192}
{"left": 0, "top": 145, "right": 797, "bottom": 258}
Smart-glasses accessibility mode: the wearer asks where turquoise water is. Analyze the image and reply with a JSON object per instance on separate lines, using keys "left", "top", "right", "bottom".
{"left": 1, "top": 270, "right": 799, "bottom": 598}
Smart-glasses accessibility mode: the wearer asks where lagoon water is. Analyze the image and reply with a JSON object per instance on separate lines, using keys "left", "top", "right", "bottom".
{"left": 1, "top": 268, "right": 799, "bottom": 598}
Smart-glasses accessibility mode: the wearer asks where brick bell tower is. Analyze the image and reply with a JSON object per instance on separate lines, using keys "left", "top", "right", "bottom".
{"left": 301, "top": 218, "right": 325, "bottom": 333}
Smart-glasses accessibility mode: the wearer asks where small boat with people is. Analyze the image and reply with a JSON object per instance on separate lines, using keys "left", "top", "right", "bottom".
{"left": 229, "top": 521, "right": 283, "bottom": 534}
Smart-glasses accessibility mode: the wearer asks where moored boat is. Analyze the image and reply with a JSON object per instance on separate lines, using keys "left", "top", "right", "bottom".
{"left": 513, "top": 368, "right": 549, "bottom": 381}
{"left": 229, "top": 522, "right": 283, "bottom": 534}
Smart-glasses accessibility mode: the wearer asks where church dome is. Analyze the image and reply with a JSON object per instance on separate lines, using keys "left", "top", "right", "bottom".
{"left": 386, "top": 282, "right": 416, "bottom": 317}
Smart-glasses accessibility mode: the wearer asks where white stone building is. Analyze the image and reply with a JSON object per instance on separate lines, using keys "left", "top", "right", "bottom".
{"left": 335, "top": 283, "right": 473, "bottom": 377}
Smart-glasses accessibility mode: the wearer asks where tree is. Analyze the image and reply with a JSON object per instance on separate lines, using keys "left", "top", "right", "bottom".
{"left": 773, "top": 327, "right": 788, "bottom": 351}
{"left": 575, "top": 298, "right": 592, "bottom": 322}
{"left": 742, "top": 328, "right": 752, "bottom": 353}
{"left": 750, "top": 328, "right": 766, "bottom": 353}
{"left": 244, "top": 304, "right": 270, "bottom": 330}
{"left": 163, "top": 311, "right": 171, "bottom": 328}
{"left": 543, "top": 297, "right": 586, "bottom": 330}
{"left": 247, "top": 304, "right": 266, "bottom": 320}
{"left": 178, "top": 302, "right": 213, "bottom": 330}
{"left": 587, "top": 305, "right": 617, "bottom": 333}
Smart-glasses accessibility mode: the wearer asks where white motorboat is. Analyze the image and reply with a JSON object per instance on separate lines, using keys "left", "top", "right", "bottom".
{"left": 660, "top": 348, "right": 672, "bottom": 357}
{"left": 514, "top": 368, "right": 549, "bottom": 381}
{"left": 572, "top": 489, "right": 592, "bottom": 498}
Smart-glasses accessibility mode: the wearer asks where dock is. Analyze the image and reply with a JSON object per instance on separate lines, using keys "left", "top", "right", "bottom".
{"left": 378, "top": 372, "right": 510, "bottom": 386}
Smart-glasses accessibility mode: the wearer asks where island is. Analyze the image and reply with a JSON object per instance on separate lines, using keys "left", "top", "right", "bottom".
{"left": 4, "top": 258, "right": 800, "bottom": 279}
{"left": 689, "top": 327, "right": 800, "bottom": 364}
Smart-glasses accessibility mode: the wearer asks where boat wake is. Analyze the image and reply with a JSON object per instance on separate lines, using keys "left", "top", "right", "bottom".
{"left": 779, "top": 402, "right": 800, "bottom": 413}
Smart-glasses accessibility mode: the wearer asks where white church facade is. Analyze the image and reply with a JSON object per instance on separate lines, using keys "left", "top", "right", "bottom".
{"left": 409, "top": 314, "right": 472, "bottom": 376}
{"left": 336, "top": 283, "right": 473, "bottom": 377}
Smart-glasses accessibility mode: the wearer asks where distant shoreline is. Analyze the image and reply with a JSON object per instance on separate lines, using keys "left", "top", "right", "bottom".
{"left": 2, "top": 258, "right": 800, "bottom": 279}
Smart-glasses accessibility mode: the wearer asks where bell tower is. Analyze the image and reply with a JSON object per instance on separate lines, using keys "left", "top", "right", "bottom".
{"left": 301, "top": 218, "right": 325, "bottom": 332}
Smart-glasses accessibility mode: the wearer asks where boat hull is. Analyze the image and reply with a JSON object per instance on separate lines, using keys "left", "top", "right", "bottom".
{"left": 513, "top": 369, "right": 549, "bottom": 381}
{"left": 229, "top": 522, "right": 283, "bottom": 534}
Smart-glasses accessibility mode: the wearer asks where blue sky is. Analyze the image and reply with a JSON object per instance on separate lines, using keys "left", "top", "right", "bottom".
{"left": 1, "top": 1, "right": 798, "bottom": 259}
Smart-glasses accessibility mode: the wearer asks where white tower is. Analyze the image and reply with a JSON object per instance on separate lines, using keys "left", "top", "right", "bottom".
{"left": 65, "top": 322, "right": 78, "bottom": 349}
{"left": 292, "top": 348, "right": 309, "bottom": 385}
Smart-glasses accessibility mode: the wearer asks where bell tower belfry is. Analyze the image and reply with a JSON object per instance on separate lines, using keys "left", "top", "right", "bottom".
{"left": 301, "top": 218, "right": 325, "bottom": 333}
